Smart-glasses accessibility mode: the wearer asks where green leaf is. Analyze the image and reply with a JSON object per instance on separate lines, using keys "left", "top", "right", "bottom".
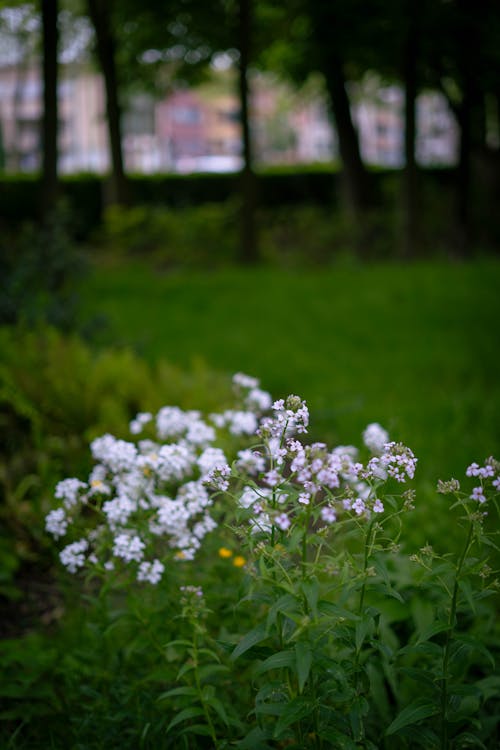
{"left": 415, "top": 621, "right": 451, "bottom": 644}
{"left": 266, "top": 594, "right": 300, "bottom": 629}
{"left": 453, "top": 732, "right": 487, "bottom": 749}
{"left": 255, "top": 650, "right": 295, "bottom": 675}
{"left": 177, "top": 661, "right": 196, "bottom": 680}
{"left": 458, "top": 578, "right": 476, "bottom": 613}
{"left": 273, "top": 696, "right": 313, "bottom": 737}
{"left": 355, "top": 615, "right": 374, "bottom": 652}
{"left": 198, "top": 663, "right": 230, "bottom": 681}
{"left": 301, "top": 578, "right": 319, "bottom": 619}
{"left": 453, "top": 635, "right": 495, "bottom": 668}
{"left": 166, "top": 707, "right": 205, "bottom": 732}
{"left": 237, "top": 725, "right": 273, "bottom": 749}
{"left": 318, "top": 600, "right": 359, "bottom": 622}
{"left": 205, "top": 696, "right": 229, "bottom": 726}
{"left": 295, "top": 642, "right": 312, "bottom": 693}
{"left": 386, "top": 698, "right": 439, "bottom": 735}
{"left": 254, "top": 702, "right": 287, "bottom": 717}
{"left": 316, "top": 727, "right": 358, "bottom": 749}
{"left": 197, "top": 647, "right": 221, "bottom": 662}
{"left": 177, "top": 723, "right": 213, "bottom": 737}
{"left": 157, "top": 686, "right": 198, "bottom": 701}
{"left": 231, "top": 623, "right": 268, "bottom": 661}
{"left": 164, "top": 639, "right": 193, "bottom": 649}
{"left": 349, "top": 696, "right": 369, "bottom": 740}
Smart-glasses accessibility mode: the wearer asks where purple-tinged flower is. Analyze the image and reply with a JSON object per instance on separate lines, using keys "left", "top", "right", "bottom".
{"left": 275, "top": 513, "right": 291, "bottom": 531}
{"left": 470, "top": 486, "right": 486, "bottom": 503}
{"left": 321, "top": 506, "right": 337, "bottom": 524}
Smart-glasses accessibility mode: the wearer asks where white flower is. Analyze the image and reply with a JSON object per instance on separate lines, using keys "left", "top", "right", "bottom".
{"left": 245, "top": 387, "right": 273, "bottom": 412}
{"left": 91, "top": 435, "right": 138, "bottom": 473}
{"left": 220, "top": 410, "right": 258, "bottom": 436}
{"left": 55, "top": 478, "right": 87, "bottom": 508}
{"left": 46, "top": 508, "right": 68, "bottom": 538}
{"left": 239, "top": 486, "right": 272, "bottom": 509}
{"left": 129, "top": 412, "right": 153, "bottom": 435}
{"left": 204, "top": 464, "right": 231, "bottom": 491}
{"left": 112, "top": 533, "right": 145, "bottom": 562}
{"left": 137, "top": 559, "right": 164, "bottom": 584}
{"left": 185, "top": 420, "right": 216, "bottom": 446}
{"left": 233, "top": 372, "right": 260, "bottom": 389}
{"left": 103, "top": 495, "right": 137, "bottom": 529}
{"left": 60, "top": 539, "right": 88, "bottom": 573}
{"left": 198, "top": 447, "right": 228, "bottom": 477}
{"left": 363, "top": 423, "right": 389, "bottom": 455}
{"left": 156, "top": 443, "right": 195, "bottom": 482}
{"left": 236, "top": 449, "right": 266, "bottom": 475}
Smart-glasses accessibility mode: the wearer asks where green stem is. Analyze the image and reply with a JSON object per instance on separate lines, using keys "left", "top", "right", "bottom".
{"left": 440, "top": 517, "right": 474, "bottom": 750}
{"left": 193, "top": 629, "right": 218, "bottom": 747}
{"left": 358, "top": 516, "right": 376, "bottom": 617}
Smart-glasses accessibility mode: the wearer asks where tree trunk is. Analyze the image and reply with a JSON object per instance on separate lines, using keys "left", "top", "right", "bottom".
{"left": 307, "top": 2, "right": 371, "bottom": 219}
{"left": 88, "top": 0, "right": 128, "bottom": 205}
{"left": 41, "top": 0, "right": 59, "bottom": 213}
{"left": 237, "top": 0, "right": 258, "bottom": 263}
{"left": 453, "top": 0, "right": 485, "bottom": 256}
{"left": 323, "top": 58, "right": 371, "bottom": 216}
{"left": 402, "top": 0, "right": 418, "bottom": 259}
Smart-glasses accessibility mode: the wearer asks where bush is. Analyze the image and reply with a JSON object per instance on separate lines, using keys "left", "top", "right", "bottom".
{"left": 0, "top": 201, "right": 86, "bottom": 330}
{"left": 0, "top": 326, "right": 233, "bottom": 603}
{"left": 2, "top": 375, "right": 499, "bottom": 748}
{"left": 97, "top": 202, "right": 239, "bottom": 268}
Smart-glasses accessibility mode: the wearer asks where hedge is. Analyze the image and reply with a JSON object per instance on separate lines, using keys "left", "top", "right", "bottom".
{"left": 0, "top": 166, "right": 458, "bottom": 238}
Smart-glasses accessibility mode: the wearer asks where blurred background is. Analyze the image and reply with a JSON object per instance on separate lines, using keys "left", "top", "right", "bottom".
{"left": 1, "top": 0, "right": 500, "bottom": 669}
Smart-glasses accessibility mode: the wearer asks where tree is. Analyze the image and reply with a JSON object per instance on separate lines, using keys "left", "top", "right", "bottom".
{"left": 237, "top": 0, "right": 257, "bottom": 263}
{"left": 41, "top": 0, "right": 59, "bottom": 212}
{"left": 111, "top": 0, "right": 262, "bottom": 261}
{"left": 87, "top": 0, "right": 128, "bottom": 204}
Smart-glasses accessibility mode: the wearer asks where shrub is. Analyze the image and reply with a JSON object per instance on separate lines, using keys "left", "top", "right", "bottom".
{"left": 97, "top": 202, "right": 239, "bottom": 268}
{"left": 0, "top": 201, "right": 86, "bottom": 330}
{"left": 0, "top": 326, "right": 233, "bottom": 602}
{"left": 5, "top": 373, "right": 496, "bottom": 748}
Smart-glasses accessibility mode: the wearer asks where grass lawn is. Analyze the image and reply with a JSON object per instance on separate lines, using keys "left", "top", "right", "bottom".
{"left": 81, "top": 257, "right": 500, "bottom": 544}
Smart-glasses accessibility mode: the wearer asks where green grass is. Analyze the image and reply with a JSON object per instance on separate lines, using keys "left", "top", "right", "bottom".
{"left": 81, "top": 257, "right": 500, "bottom": 543}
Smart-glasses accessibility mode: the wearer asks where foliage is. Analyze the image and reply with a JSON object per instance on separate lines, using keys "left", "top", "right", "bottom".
{"left": 0, "top": 201, "right": 86, "bottom": 330}
{"left": 98, "top": 202, "right": 239, "bottom": 268}
{"left": 1, "top": 376, "right": 499, "bottom": 748}
{"left": 0, "top": 325, "right": 233, "bottom": 601}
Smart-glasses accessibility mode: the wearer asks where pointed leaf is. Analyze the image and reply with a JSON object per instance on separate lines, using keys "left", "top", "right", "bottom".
{"left": 386, "top": 699, "right": 439, "bottom": 735}
{"left": 231, "top": 623, "right": 268, "bottom": 661}
{"left": 166, "top": 707, "right": 205, "bottom": 732}
{"left": 295, "top": 642, "right": 312, "bottom": 693}
{"left": 157, "top": 686, "right": 198, "bottom": 702}
{"left": 301, "top": 578, "right": 319, "bottom": 619}
{"left": 255, "top": 650, "right": 295, "bottom": 675}
{"left": 415, "top": 621, "right": 451, "bottom": 645}
{"left": 273, "top": 696, "right": 313, "bottom": 737}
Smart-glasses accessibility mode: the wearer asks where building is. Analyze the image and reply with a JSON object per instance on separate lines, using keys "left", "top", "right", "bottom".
{"left": 0, "top": 61, "right": 459, "bottom": 176}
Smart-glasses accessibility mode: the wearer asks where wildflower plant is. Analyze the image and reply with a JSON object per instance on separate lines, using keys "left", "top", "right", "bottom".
{"left": 45, "top": 374, "right": 500, "bottom": 748}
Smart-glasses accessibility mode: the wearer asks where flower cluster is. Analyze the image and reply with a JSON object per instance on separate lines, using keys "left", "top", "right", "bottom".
{"left": 46, "top": 373, "right": 272, "bottom": 584}
{"left": 231, "top": 409, "right": 417, "bottom": 538}
{"left": 466, "top": 457, "right": 500, "bottom": 503}
{"left": 47, "top": 373, "right": 420, "bottom": 585}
